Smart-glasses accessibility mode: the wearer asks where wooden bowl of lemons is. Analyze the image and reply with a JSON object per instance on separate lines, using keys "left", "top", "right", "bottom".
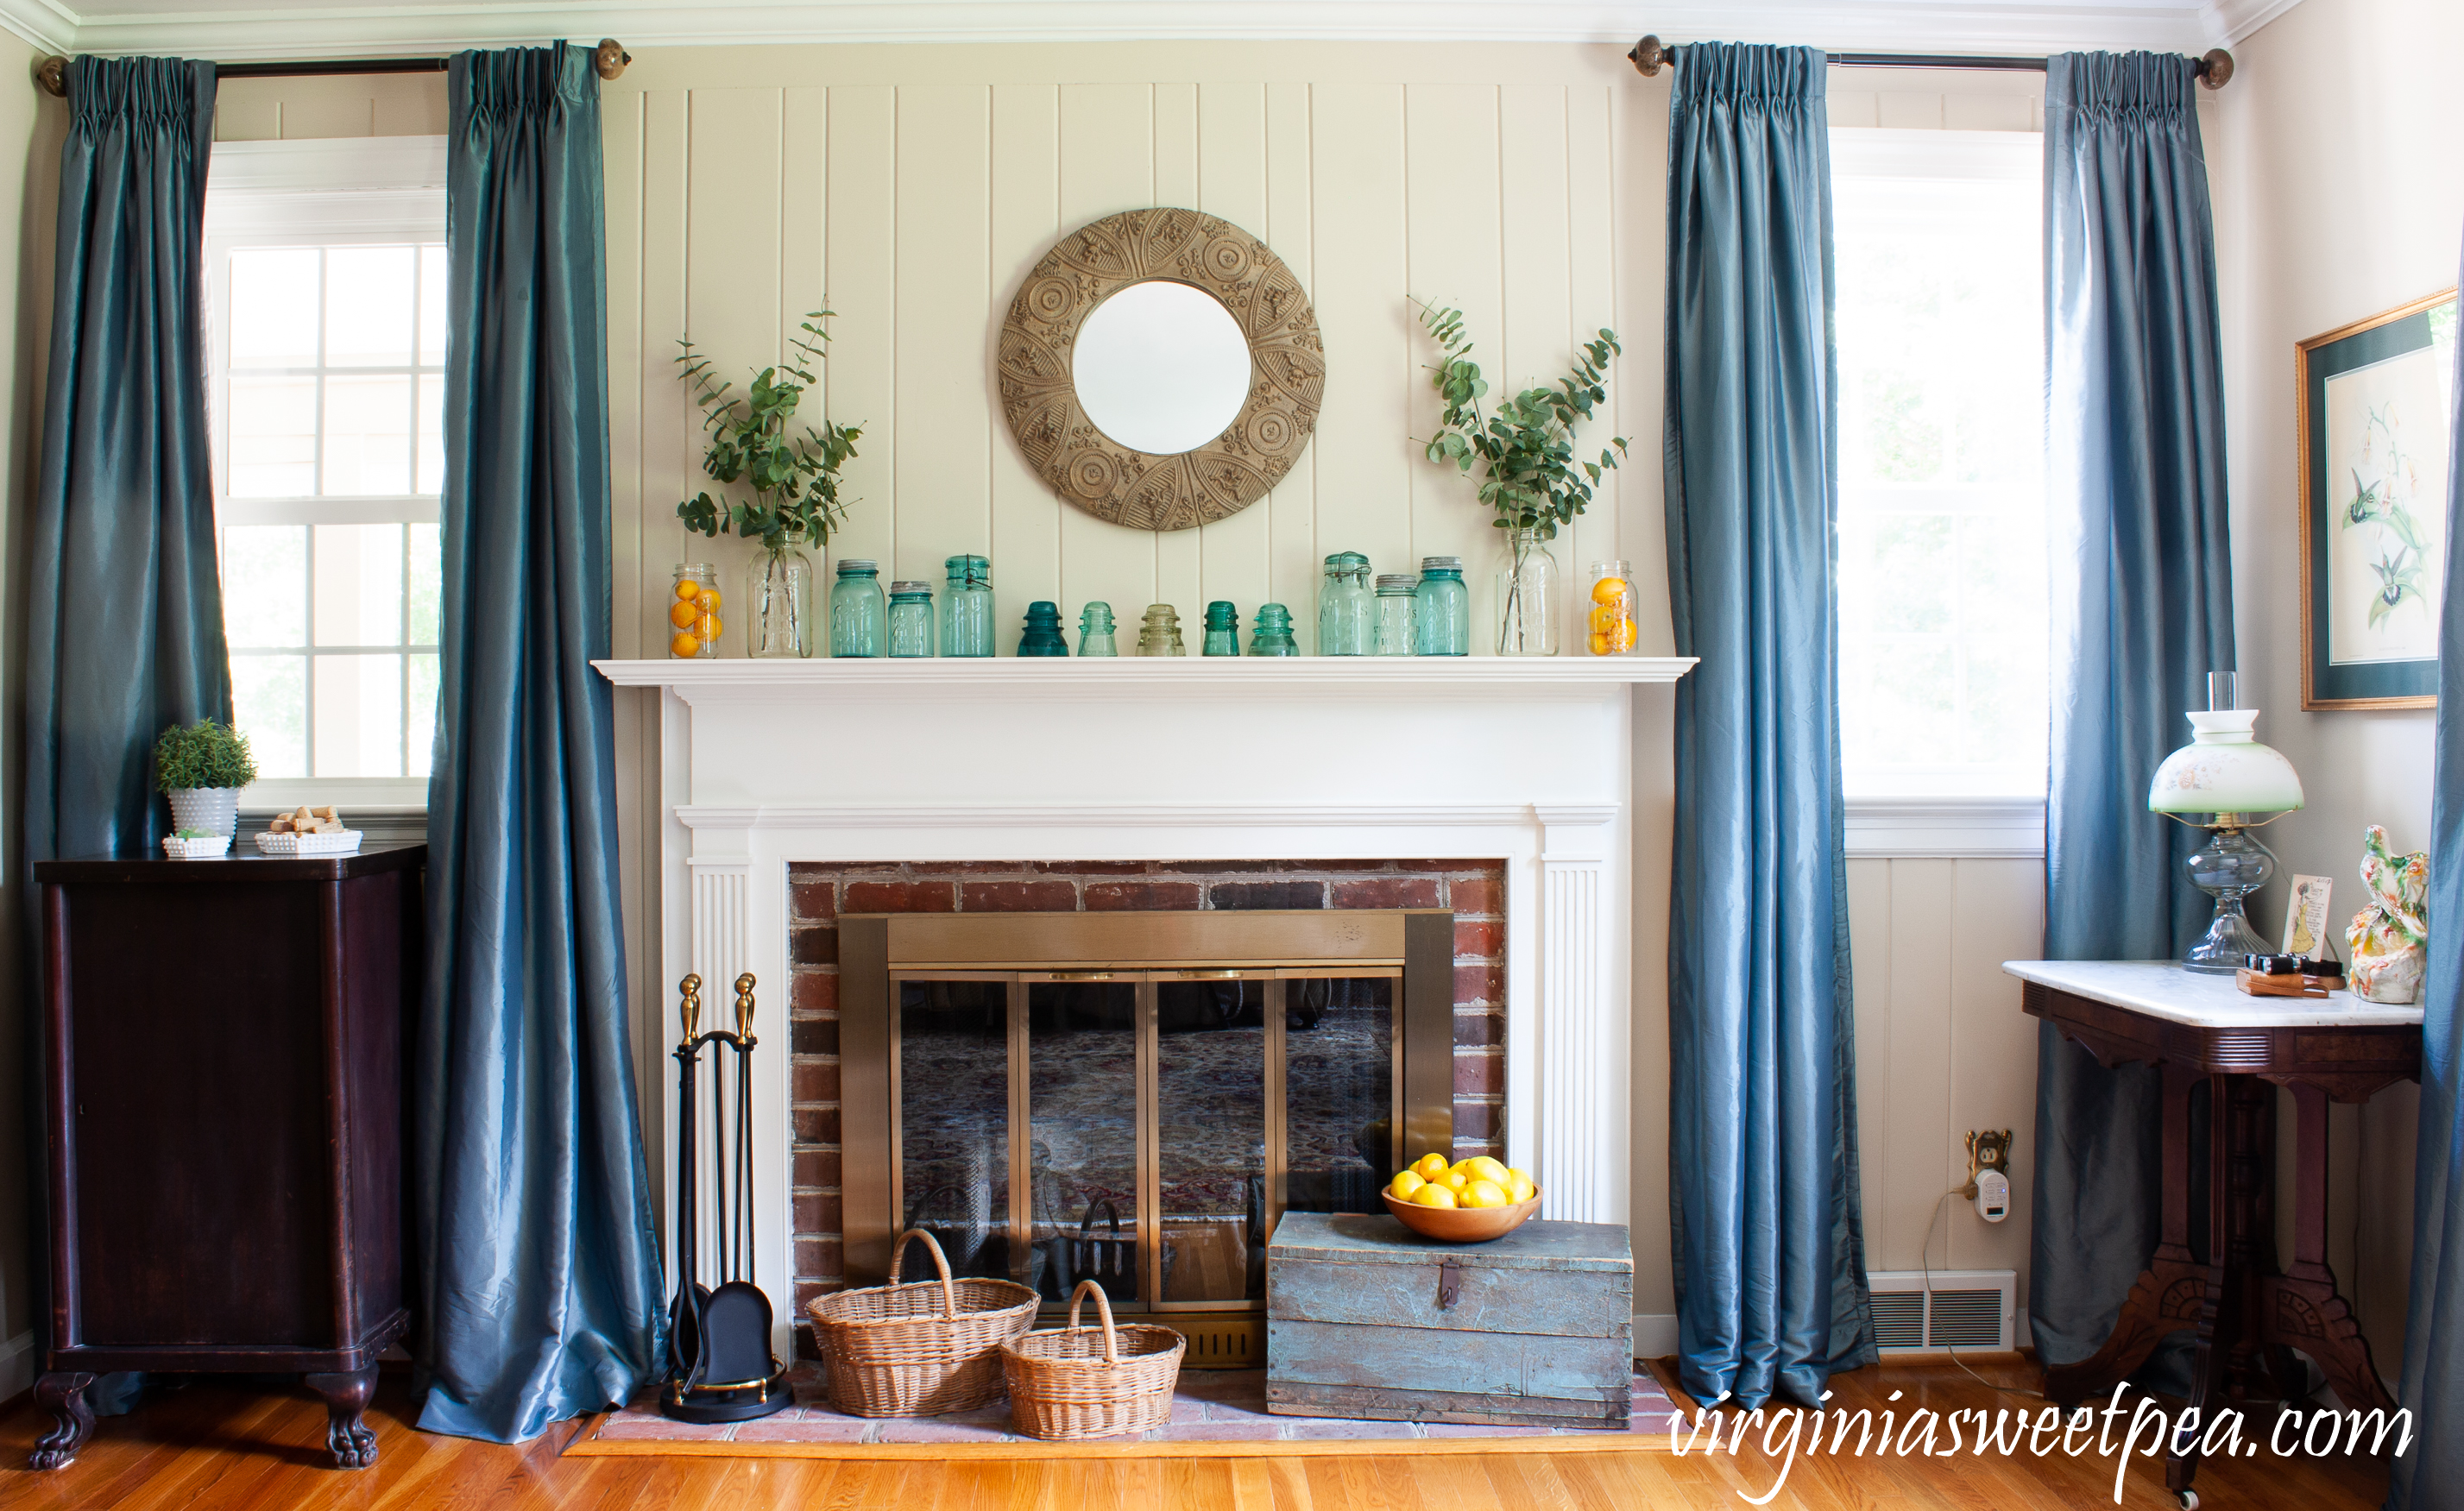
{"left": 1380, "top": 1154, "right": 1542, "bottom": 1243}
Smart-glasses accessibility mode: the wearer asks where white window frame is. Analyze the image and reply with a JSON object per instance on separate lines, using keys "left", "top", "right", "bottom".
{"left": 1831, "top": 127, "right": 2049, "bottom": 859}
{"left": 205, "top": 136, "right": 447, "bottom": 815}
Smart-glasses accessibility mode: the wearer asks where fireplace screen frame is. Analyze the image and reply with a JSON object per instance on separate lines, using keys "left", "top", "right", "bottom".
{"left": 841, "top": 910, "right": 1457, "bottom": 1308}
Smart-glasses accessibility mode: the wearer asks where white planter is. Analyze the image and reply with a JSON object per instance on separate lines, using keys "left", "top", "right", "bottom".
{"left": 166, "top": 787, "right": 241, "bottom": 840}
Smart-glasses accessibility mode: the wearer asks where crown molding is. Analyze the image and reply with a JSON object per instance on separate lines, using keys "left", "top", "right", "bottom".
{"left": 0, "top": 1, "right": 2225, "bottom": 65}
{"left": 2199, "top": 0, "right": 2309, "bottom": 46}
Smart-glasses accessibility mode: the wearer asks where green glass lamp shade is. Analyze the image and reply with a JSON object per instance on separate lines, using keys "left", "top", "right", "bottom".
{"left": 2146, "top": 711, "right": 2304, "bottom": 816}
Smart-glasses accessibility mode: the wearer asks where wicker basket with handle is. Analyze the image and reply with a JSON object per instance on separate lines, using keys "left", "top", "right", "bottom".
{"left": 805, "top": 1228, "right": 1039, "bottom": 1417}
{"left": 1000, "top": 1279, "right": 1187, "bottom": 1440}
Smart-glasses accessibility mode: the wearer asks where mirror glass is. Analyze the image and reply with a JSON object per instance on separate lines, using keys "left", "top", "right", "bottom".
{"left": 1070, "top": 280, "right": 1252, "bottom": 455}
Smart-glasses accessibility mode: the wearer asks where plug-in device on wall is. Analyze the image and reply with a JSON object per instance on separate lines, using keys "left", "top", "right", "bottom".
{"left": 1964, "top": 1129, "right": 2013, "bottom": 1224}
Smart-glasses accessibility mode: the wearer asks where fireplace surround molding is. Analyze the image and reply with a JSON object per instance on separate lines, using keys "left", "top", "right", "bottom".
{"left": 597, "top": 656, "right": 1693, "bottom": 1362}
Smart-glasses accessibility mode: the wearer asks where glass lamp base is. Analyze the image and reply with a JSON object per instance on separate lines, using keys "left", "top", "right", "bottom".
{"left": 2182, "top": 903, "right": 2272, "bottom": 974}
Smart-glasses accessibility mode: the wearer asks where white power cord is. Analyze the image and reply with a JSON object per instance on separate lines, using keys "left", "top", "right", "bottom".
{"left": 1918, "top": 1187, "right": 2040, "bottom": 1400}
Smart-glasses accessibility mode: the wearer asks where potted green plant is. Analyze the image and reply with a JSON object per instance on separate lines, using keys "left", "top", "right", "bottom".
{"left": 675, "top": 309, "right": 864, "bottom": 658}
{"left": 1415, "top": 303, "right": 1625, "bottom": 655}
{"left": 154, "top": 719, "right": 256, "bottom": 840}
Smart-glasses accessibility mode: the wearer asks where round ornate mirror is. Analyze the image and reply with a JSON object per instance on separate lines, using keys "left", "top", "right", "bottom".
{"left": 998, "top": 207, "right": 1323, "bottom": 531}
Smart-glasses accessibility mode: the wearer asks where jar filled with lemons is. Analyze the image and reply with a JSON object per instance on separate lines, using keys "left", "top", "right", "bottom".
{"left": 668, "top": 563, "right": 722, "bottom": 658}
{"left": 1586, "top": 559, "right": 1637, "bottom": 657}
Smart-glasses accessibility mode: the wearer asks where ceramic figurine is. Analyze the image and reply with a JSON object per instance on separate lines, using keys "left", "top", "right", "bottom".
{"left": 2344, "top": 824, "right": 2428, "bottom": 1004}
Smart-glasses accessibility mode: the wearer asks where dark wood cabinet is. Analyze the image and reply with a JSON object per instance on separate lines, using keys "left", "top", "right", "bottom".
{"left": 29, "top": 842, "right": 424, "bottom": 1471}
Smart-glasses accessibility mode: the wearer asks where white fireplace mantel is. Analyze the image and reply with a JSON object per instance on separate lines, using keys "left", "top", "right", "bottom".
{"left": 600, "top": 654, "right": 1692, "bottom": 1358}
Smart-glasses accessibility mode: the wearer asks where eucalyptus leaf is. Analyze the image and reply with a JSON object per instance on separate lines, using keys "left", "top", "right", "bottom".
{"left": 675, "top": 307, "right": 864, "bottom": 551}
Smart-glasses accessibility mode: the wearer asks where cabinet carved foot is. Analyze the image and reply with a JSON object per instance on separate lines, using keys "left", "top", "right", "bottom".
{"left": 29, "top": 1371, "right": 97, "bottom": 1470}
{"left": 304, "top": 1366, "right": 379, "bottom": 1470}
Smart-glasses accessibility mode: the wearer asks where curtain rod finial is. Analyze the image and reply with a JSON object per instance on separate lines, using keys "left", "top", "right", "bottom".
{"left": 2198, "top": 47, "right": 2234, "bottom": 89}
{"left": 595, "top": 38, "right": 630, "bottom": 81}
{"left": 1629, "top": 35, "right": 1669, "bottom": 77}
{"left": 35, "top": 55, "right": 64, "bottom": 98}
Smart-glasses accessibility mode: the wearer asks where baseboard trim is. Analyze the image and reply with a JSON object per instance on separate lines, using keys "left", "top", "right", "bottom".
{"left": 0, "top": 1331, "right": 35, "bottom": 1411}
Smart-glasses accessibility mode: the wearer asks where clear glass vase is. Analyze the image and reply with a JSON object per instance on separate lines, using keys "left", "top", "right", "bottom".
{"left": 745, "top": 540, "right": 816, "bottom": 658}
{"left": 1496, "top": 527, "right": 1560, "bottom": 655}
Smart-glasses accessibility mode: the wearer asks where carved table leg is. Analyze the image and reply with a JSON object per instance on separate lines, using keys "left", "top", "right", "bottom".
{"left": 2169, "top": 1075, "right": 2242, "bottom": 1503}
{"left": 2253, "top": 1084, "right": 2398, "bottom": 1420}
{"left": 29, "top": 1371, "right": 97, "bottom": 1470}
{"left": 2045, "top": 1061, "right": 2207, "bottom": 1408}
{"left": 304, "top": 1365, "right": 379, "bottom": 1470}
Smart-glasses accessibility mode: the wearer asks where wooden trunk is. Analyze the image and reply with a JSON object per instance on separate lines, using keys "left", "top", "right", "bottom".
{"left": 1264, "top": 1212, "right": 1633, "bottom": 1428}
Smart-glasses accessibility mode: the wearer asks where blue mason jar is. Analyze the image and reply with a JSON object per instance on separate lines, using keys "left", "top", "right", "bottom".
{"left": 941, "top": 554, "right": 995, "bottom": 657}
{"left": 887, "top": 580, "right": 936, "bottom": 658}
{"left": 1415, "top": 555, "right": 1471, "bottom": 656}
{"left": 830, "top": 558, "right": 886, "bottom": 658}
{"left": 1373, "top": 574, "right": 1418, "bottom": 655}
{"left": 1316, "top": 551, "right": 1374, "bottom": 655}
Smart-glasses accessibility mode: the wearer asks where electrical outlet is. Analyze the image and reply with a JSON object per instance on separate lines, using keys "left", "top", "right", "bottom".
{"left": 1962, "top": 1129, "right": 2013, "bottom": 1197}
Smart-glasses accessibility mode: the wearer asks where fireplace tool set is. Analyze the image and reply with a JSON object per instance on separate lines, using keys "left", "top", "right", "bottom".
{"left": 663, "top": 972, "right": 791, "bottom": 1423}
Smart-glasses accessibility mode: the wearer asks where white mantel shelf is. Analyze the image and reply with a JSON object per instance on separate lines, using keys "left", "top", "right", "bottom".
{"left": 596, "top": 655, "right": 1695, "bottom": 690}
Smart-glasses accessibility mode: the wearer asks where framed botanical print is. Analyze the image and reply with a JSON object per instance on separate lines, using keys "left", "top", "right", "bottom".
{"left": 2299, "top": 288, "right": 2456, "bottom": 709}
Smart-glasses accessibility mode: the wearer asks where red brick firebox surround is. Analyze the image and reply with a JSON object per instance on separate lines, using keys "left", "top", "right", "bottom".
{"left": 781, "top": 858, "right": 1509, "bottom": 1351}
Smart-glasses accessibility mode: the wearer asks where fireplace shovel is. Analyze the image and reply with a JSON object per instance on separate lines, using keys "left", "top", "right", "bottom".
{"left": 661, "top": 973, "right": 791, "bottom": 1424}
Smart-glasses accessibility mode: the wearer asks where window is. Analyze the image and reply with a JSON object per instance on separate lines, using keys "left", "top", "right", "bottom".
{"left": 205, "top": 139, "right": 447, "bottom": 809}
{"left": 1831, "top": 129, "right": 2047, "bottom": 800}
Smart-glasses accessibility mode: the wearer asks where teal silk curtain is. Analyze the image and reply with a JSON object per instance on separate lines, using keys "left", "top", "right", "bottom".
{"left": 413, "top": 42, "right": 664, "bottom": 1443}
{"left": 2388, "top": 230, "right": 2464, "bottom": 1511}
{"left": 2032, "top": 53, "right": 2235, "bottom": 1382}
{"left": 25, "top": 56, "right": 228, "bottom": 872}
{"left": 1662, "top": 41, "right": 1875, "bottom": 1411}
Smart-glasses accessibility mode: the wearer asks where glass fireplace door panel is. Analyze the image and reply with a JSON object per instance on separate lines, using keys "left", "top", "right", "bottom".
{"left": 894, "top": 978, "right": 1013, "bottom": 1282}
{"left": 1155, "top": 975, "right": 1269, "bottom": 1305}
{"left": 1281, "top": 973, "right": 1398, "bottom": 1215}
{"left": 1025, "top": 979, "right": 1142, "bottom": 1305}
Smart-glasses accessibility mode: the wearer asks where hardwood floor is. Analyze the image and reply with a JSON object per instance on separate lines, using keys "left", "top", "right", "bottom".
{"left": 0, "top": 1357, "right": 2392, "bottom": 1509}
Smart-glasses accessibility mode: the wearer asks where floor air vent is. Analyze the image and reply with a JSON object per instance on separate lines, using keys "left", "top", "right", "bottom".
{"left": 1866, "top": 1269, "right": 2015, "bottom": 1353}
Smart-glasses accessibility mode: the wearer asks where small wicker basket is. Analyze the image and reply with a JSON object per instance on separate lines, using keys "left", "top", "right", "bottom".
{"left": 805, "top": 1229, "right": 1038, "bottom": 1417}
{"left": 1001, "top": 1279, "right": 1187, "bottom": 1441}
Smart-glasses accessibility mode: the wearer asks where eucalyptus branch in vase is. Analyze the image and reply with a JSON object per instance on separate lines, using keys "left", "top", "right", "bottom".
{"left": 674, "top": 310, "right": 864, "bottom": 658}
{"left": 1414, "top": 301, "right": 1625, "bottom": 654}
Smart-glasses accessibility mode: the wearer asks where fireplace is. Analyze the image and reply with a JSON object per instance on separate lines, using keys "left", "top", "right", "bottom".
{"left": 596, "top": 654, "right": 1692, "bottom": 1370}
{"left": 835, "top": 906, "right": 1455, "bottom": 1364}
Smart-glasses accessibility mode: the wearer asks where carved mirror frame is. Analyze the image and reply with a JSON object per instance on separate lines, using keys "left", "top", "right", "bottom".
{"left": 998, "top": 207, "right": 1323, "bottom": 531}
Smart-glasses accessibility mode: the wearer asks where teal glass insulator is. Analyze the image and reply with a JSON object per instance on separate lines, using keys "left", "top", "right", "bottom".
{"left": 1077, "top": 601, "right": 1119, "bottom": 656}
{"left": 887, "top": 580, "right": 936, "bottom": 658}
{"left": 1201, "top": 601, "right": 1240, "bottom": 657}
{"left": 1018, "top": 600, "right": 1068, "bottom": 657}
{"left": 941, "top": 553, "right": 995, "bottom": 657}
{"left": 1247, "top": 602, "right": 1299, "bottom": 656}
{"left": 829, "top": 558, "right": 886, "bottom": 658}
{"left": 1373, "top": 574, "right": 1418, "bottom": 656}
{"left": 1415, "top": 555, "right": 1471, "bottom": 656}
{"left": 1316, "top": 551, "right": 1374, "bottom": 654}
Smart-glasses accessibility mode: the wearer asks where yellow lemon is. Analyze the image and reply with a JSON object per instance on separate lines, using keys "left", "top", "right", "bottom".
{"left": 1589, "top": 605, "right": 1621, "bottom": 634}
{"left": 670, "top": 630, "right": 702, "bottom": 658}
{"left": 1591, "top": 576, "right": 1629, "bottom": 605}
{"left": 670, "top": 599, "right": 699, "bottom": 629}
{"left": 1465, "top": 1155, "right": 1510, "bottom": 1186}
{"left": 675, "top": 578, "right": 702, "bottom": 602}
{"left": 1588, "top": 632, "right": 1611, "bottom": 656}
{"left": 1412, "top": 1153, "right": 1451, "bottom": 1181}
{"left": 1509, "top": 1177, "right": 1536, "bottom": 1203}
{"left": 702, "top": 587, "right": 722, "bottom": 612}
{"left": 1390, "top": 1170, "right": 1426, "bottom": 1199}
{"left": 1464, "top": 1180, "right": 1510, "bottom": 1209}
{"left": 1440, "top": 1169, "right": 1471, "bottom": 1193}
{"left": 697, "top": 613, "right": 723, "bottom": 641}
{"left": 1408, "top": 1182, "right": 1459, "bottom": 1209}
{"left": 1508, "top": 1167, "right": 1533, "bottom": 1187}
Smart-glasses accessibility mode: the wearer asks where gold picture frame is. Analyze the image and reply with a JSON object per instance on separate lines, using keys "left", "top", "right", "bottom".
{"left": 997, "top": 207, "right": 1323, "bottom": 532}
{"left": 2297, "top": 287, "right": 2456, "bottom": 710}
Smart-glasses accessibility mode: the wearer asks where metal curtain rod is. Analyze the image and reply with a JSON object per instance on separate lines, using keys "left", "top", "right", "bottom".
{"left": 1627, "top": 35, "right": 2235, "bottom": 90}
{"left": 35, "top": 37, "right": 631, "bottom": 98}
